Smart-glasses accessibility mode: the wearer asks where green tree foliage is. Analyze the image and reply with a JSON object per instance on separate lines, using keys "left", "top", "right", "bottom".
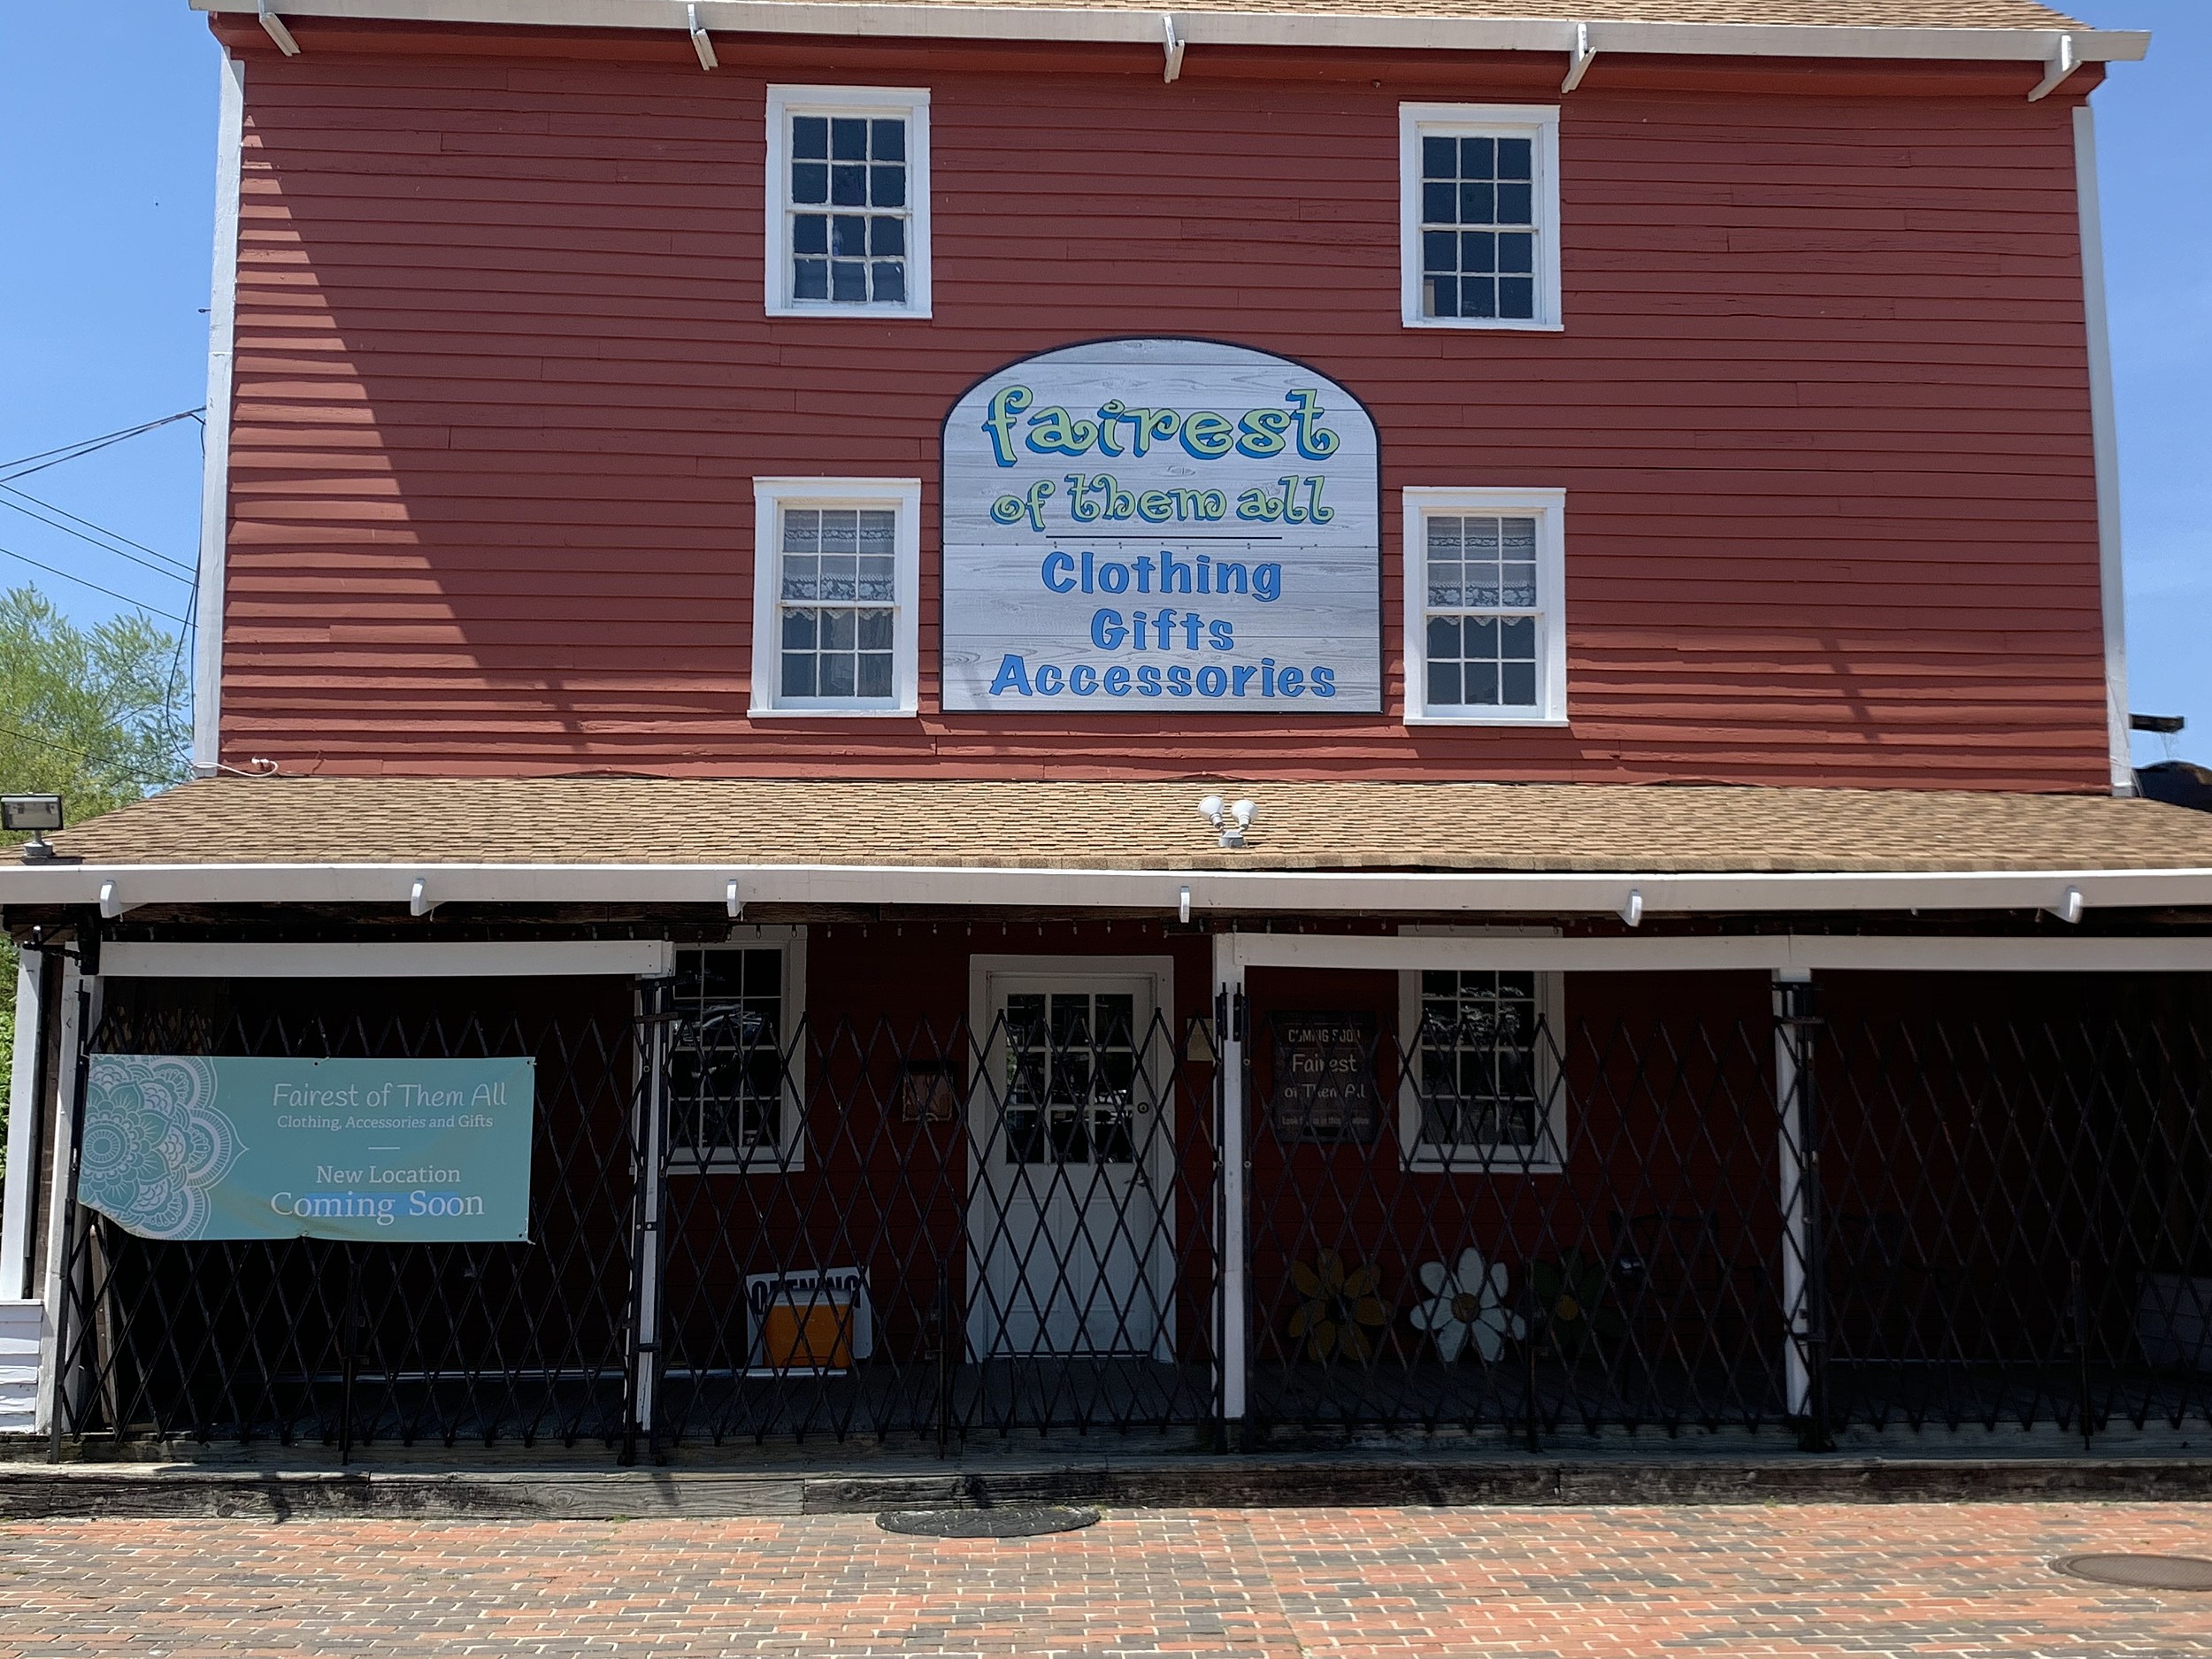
{"left": 0, "top": 585, "right": 190, "bottom": 1183}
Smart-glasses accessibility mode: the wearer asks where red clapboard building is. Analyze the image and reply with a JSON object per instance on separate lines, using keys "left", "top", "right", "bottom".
{"left": 5, "top": 0, "right": 2210, "bottom": 1463}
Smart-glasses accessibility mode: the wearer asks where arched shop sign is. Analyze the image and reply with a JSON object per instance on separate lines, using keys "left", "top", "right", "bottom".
{"left": 941, "top": 338, "right": 1381, "bottom": 713}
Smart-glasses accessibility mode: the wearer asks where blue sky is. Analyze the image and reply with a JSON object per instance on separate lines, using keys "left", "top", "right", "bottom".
{"left": 1, "top": 1, "right": 2203, "bottom": 772}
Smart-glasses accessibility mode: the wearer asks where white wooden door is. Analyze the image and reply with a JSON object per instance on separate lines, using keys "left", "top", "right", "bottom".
{"left": 966, "top": 969, "right": 1172, "bottom": 1359}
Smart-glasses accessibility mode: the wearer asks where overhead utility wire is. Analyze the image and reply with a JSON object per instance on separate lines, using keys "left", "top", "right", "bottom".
{"left": 0, "top": 484, "right": 196, "bottom": 578}
{"left": 0, "top": 493, "right": 197, "bottom": 589}
{"left": 0, "top": 408, "right": 206, "bottom": 485}
{"left": 0, "top": 542, "right": 192, "bottom": 627}
{"left": 0, "top": 720, "right": 173, "bottom": 786}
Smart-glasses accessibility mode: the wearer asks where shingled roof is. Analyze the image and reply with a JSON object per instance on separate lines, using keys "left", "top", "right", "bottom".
{"left": 35, "top": 777, "right": 2212, "bottom": 875}
{"left": 684, "top": 0, "right": 2091, "bottom": 24}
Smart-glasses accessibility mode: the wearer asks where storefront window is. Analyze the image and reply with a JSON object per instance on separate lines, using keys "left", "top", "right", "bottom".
{"left": 766, "top": 87, "right": 932, "bottom": 318}
{"left": 1402, "top": 969, "right": 1563, "bottom": 1169}
{"left": 670, "top": 945, "right": 800, "bottom": 1168}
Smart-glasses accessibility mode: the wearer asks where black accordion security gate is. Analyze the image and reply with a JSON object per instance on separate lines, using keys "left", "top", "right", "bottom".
{"left": 47, "top": 975, "right": 1225, "bottom": 1455}
{"left": 42, "top": 964, "right": 2212, "bottom": 1456}
{"left": 1236, "top": 968, "right": 2212, "bottom": 1445}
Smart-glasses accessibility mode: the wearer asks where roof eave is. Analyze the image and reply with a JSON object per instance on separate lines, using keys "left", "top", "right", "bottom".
{"left": 4, "top": 859, "right": 2207, "bottom": 918}
{"left": 191, "top": 1, "right": 2150, "bottom": 65}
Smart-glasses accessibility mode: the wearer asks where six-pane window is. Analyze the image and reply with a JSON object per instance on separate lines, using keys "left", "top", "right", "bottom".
{"left": 1001, "top": 992, "right": 1140, "bottom": 1167}
{"left": 1413, "top": 970, "right": 1549, "bottom": 1156}
{"left": 1423, "top": 514, "right": 1540, "bottom": 710}
{"left": 779, "top": 508, "right": 897, "bottom": 701}
{"left": 1420, "top": 134, "right": 1537, "bottom": 321}
{"left": 789, "top": 113, "right": 909, "bottom": 305}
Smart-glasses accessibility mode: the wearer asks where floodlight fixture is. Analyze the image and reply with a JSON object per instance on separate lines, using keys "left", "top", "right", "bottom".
{"left": 3, "top": 794, "right": 63, "bottom": 864}
{"left": 1197, "top": 793, "right": 1256, "bottom": 848}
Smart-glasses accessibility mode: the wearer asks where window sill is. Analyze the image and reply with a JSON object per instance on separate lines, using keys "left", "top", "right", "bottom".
{"left": 1402, "top": 317, "right": 1563, "bottom": 333}
{"left": 749, "top": 703, "right": 918, "bottom": 720}
{"left": 1405, "top": 1152, "right": 1563, "bottom": 1176}
{"left": 1403, "top": 712, "right": 1571, "bottom": 728}
{"left": 767, "top": 302, "right": 933, "bottom": 321}
{"left": 668, "top": 1151, "right": 806, "bottom": 1175}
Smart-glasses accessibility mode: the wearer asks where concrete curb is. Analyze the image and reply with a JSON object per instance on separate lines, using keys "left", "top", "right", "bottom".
{"left": 3, "top": 1458, "right": 2210, "bottom": 1520}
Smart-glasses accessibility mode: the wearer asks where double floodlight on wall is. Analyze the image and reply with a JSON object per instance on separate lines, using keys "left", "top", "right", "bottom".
{"left": 1198, "top": 794, "right": 1256, "bottom": 849}
{"left": 3, "top": 794, "right": 64, "bottom": 864}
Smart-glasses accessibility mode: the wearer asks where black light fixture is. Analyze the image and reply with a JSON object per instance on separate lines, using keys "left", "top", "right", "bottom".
{"left": 2, "top": 794, "right": 64, "bottom": 863}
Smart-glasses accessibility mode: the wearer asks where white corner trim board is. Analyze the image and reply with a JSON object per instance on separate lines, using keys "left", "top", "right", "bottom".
{"left": 7, "top": 860, "right": 2212, "bottom": 917}
{"left": 184, "top": 2, "right": 2148, "bottom": 65}
{"left": 192, "top": 50, "right": 245, "bottom": 778}
{"left": 2074, "top": 103, "right": 2134, "bottom": 799}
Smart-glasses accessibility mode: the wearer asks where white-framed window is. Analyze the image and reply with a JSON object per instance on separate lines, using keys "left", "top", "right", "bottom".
{"left": 1401, "top": 486, "right": 1568, "bottom": 726}
{"left": 749, "top": 477, "right": 921, "bottom": 718}
{"left": 1400, "top": 103, "right": 1561, "bottom": 331}
{"left": 669, "top": 928, "right": 808, "bottom": 1172}
{"left": 765, "top": 85, "right": 931, "bottom": 319}
{"left": 1397, "top": 967, "right": 1565, "bottom": 1172}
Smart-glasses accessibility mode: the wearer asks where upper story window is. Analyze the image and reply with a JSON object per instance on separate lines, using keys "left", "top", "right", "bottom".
{"left": 765, "top": 86, "right": 932, "bottom": 319}
{"left": 749, "top": 478, "right": 921, "bottom": 717}
{"left": 1400, "top": 104, "right": 1561, "bottom": 331}
{"left": 1401, "top": 487, "right": 1568, "bottom": 725}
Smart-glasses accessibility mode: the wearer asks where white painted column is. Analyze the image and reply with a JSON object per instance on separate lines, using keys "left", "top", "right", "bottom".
{"left": 629, "top": 975, "right": 670, "bottom": 1451}
{"left": 1212, "top": 931, "right": 1247, "bottom": 1428}
{"left": 1774, "top": 966, "right": 1814, "bottom": 1420}
{"left": 1, "top": 949, "right": 47, "bottom": 1300}
{"left": 34, "top": 965, "right": 88, "bottom": 1435}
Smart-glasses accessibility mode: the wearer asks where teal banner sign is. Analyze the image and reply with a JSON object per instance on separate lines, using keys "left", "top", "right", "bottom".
{"left": 80, "top": 1055, "right": 535, "bottom": 1242}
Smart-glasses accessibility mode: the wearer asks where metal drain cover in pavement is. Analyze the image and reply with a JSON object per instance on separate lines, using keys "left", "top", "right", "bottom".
{"left": 877, "top": 1505, "right": 1100, "bottom": 1539}
{"left": 2054, "top": 1554, "right": 2212, "bottom": 1591}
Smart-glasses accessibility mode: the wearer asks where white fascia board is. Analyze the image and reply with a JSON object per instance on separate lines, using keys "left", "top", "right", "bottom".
{"left": 99, "top": 939, "right": 677, "bottom": 979}
{"left": 188, "top": 2, "right": 2149, "bottom": 64}
{"left": 7, "top": 860, "right": 2212, "bottom": 914}
{"left": 1230, "top": 932, "right": 2212, "bottom": 974}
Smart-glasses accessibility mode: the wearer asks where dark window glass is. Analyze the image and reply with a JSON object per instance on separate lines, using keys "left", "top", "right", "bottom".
{"left": 778, "top": 510, "right": 900, "bottom": 703}
{"left": 1418, "top": 123, "right": 1540, "bottom": 320}
{"left": 1416, "top": 971, "right": 1547, "bottom": 1155}
{"left": 1421, "top": 515, "right": 1544, "bottom": 710}
{"left": 787, "top": 110, "right": 911, "bottom": 307}
{"left": 671, "top": 949, "right": 788, "bottom": 1160}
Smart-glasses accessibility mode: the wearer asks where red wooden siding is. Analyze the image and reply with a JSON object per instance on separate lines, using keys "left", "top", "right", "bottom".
{"left": 212, "top": 23, "right": 2113, "bottom": 789}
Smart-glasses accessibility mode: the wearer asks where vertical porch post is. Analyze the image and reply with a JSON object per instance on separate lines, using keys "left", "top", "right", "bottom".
{"left": 1, "top": 947, "right": 49, "bottom": 1301}
{"left": 624, "top": 972, "right": 674, "bottom": 1463}
{"left": 35, "top": 962, "right": 89, "bottom": 1440}
{"left": 1212, "top": 932, "right": 1248, "bottom": 1439}
{"left": 1773, "top": 967, "right": 1828, "bottom": 1449}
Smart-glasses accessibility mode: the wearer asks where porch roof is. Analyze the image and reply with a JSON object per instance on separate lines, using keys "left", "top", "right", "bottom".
{"left": 27, "top": 775, "right": 2212, "bottom": 876}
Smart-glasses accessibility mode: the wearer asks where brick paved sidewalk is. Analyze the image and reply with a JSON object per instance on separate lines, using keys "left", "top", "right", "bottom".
{"left": 3, "top": 1502, "right": 2210, "bottom": 1658}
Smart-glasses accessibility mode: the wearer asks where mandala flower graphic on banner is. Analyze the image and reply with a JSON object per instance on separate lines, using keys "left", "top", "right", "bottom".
{"left": 80, "top": 1056, "right": 244, "bottom": 1240}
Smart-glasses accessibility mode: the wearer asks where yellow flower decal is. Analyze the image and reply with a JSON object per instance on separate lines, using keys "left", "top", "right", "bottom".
{"left": 1287, "top": 1249, "right": 1388, "bottom": 1363}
